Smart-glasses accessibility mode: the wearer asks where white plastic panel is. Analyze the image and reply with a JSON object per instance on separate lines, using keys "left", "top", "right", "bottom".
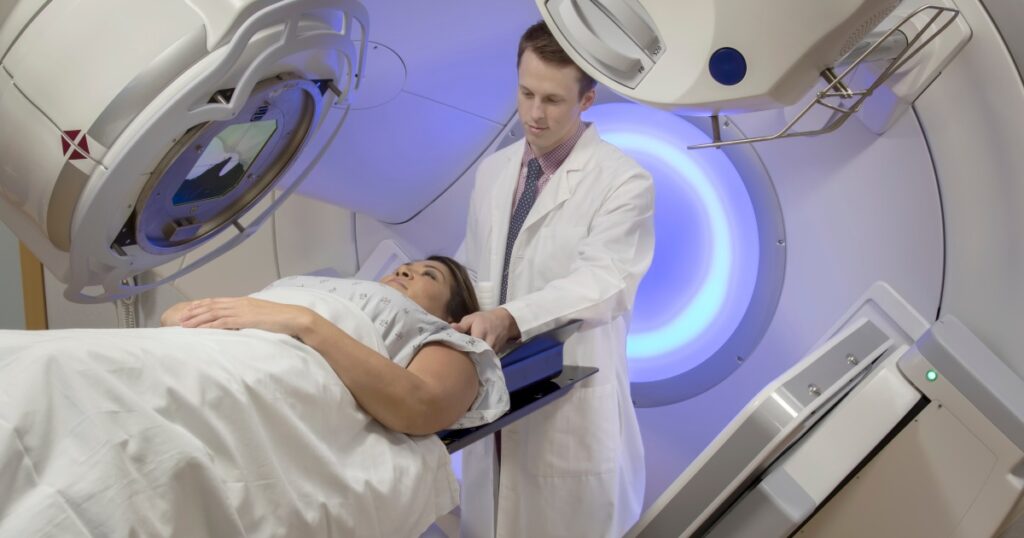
{"left": 4, "top": 0, "right": 203, "bottom": 152}
{"left": 351, "top": 162, "right": 472, "bottom": 265}
{"left": 981, "top": 0, "right": 1024, "bottom": 70}
{"left": 367, "top": 1, "right": 538, "bottom": 123}
{"left": 799, "top": 403, "right": 997, "bottom": 537}
{"left": 540, "top": 0, "right": 901, "bottom": 112}
{"left": 914, "top": 0, "right": 1024, "bottom": 380}
{"left": 298, "top": 91, "right": 503, "bottom": 222}
{"left": 547, "top": 0, "right": 652, "bottom": 88}
{"left": 349, "top": 42, "right": 405, "bottom": 110}
{"left": 354, "top": 239, "right": 411, "bottom": 281}
{"left": 0, "top": 0, "right": 45, "bottom": 59}
{"left": 349, "top": 104, "right": 522, "bottom": 268}
{"left": 851, "top": 0, "right": 972, "bottom": 134}
{"left": 780, "top": 363, "right": 919, "bottom": 501}
{"left": 273, "top": 192, "right": 358, "bottom": 278}
{"left": 0, "top": 70, "right": 82, "bottom": 246}
{"left": 636, "top": 105, "right": 943, "bottom": 508}
{"left": 42, "top": 268, "right": 119, "bottom": 329}
{"left": 631, "top": 282, "right": 929, "bottom": 537}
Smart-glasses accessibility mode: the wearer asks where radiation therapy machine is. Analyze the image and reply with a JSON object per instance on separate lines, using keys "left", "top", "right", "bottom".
{"left": 542, "top": 1, "right": 1023, "bottom": 533}
{"left": 628, "top": 285, "right": 1024, "bottom": 536}
{"left": 2, "top": 0, "right": 1024, "bottom": 535}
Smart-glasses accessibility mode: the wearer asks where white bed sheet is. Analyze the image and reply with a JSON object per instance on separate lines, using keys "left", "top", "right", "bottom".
{"left": 0, "top": 296, "right": 459, "bottom": 537}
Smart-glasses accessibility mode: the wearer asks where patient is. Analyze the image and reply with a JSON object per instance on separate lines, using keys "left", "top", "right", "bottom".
{"left": 160, "top": 255, "right": 507, "bottom": 435}
{"left": 0, "top": 256, "right": 506, "bottom": 537}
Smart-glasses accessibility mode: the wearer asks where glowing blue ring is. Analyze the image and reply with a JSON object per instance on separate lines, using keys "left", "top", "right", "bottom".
{"left": 602, "top": 132, "right": 733, "bottom": 359}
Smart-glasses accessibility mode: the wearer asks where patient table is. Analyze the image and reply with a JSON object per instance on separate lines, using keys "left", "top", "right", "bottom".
{"left": 439, "top": 323, "right": 597, "bottom": 453}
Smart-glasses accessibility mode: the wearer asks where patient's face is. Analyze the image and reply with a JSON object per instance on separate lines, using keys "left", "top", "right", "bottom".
{"left": 380, "top": 260, "right": 454, "bottom": 321}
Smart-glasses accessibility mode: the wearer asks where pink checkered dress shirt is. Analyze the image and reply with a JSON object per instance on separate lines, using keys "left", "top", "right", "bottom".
{"left": 511, "top": 122, "right": 589, "bottom": 214}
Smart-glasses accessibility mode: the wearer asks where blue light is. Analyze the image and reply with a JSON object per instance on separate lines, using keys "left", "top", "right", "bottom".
{"left": 582, "top": 103, "right": 759, "bottom": 383}
{"left": 605, "top": 133, "right": 731, "bottom": 357}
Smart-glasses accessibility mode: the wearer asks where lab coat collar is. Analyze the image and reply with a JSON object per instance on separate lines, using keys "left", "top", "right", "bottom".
{"left": 519, "top": 124, "right": 600, "bottom": 232}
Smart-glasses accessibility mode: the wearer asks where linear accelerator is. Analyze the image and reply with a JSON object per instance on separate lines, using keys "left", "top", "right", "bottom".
{"left": 1, "top": 0, "right": 1023, "bottom": 535}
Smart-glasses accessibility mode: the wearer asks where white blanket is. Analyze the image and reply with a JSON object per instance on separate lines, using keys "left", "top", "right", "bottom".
{"left": 0, "top": 297, "right": 459, "bottom": 537}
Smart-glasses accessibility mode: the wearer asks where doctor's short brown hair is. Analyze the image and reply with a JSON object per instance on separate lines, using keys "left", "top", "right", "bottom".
{"left": 517, "top": 21, "right": 597, "bottom": 98}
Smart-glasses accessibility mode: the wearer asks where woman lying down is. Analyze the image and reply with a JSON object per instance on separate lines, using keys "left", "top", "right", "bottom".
{"left": 0, "top": 256, "right": 508, "bottom": 538}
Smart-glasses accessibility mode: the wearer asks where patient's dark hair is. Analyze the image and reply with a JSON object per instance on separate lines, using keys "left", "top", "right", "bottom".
{"left": 428, "top": 255, "right": 480, "bottom": 321}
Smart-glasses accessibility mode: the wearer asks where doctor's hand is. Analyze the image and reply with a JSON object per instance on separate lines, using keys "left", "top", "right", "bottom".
{"left": 451, "top": 307, "right": 521, "bottom": 351}
{"left": 177, "top": 297, "right": 318, "bottom": 338}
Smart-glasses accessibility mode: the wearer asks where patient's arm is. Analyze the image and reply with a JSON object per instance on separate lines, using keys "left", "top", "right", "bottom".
{"left": 179, "top": 297, "right": 479, "bottom": 435}
{"left": 309, "top": 331, "right": 479, "bottom": 435}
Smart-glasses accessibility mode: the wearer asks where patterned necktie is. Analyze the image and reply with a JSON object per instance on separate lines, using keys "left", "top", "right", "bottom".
{"left": 499, "top": 158, "right": 543, "bottom": 304}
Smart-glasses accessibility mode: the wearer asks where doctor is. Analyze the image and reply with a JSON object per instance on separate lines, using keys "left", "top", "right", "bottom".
{"left": 454, "top": 21, "right": 655, "bottom": 538}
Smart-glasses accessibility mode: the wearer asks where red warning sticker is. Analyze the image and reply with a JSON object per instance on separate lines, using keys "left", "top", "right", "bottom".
{"left": 61, "top": 130, "right": 90, "bottom": 161}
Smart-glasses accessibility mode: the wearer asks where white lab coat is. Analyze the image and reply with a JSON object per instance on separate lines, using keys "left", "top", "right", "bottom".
{"left": 459, "top": 125, "right": 655, "bottom": 538}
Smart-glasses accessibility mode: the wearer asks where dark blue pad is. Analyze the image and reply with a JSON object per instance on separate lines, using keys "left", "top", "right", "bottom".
{"left": 500, "top": 333, "right": 564, "bottom": 393}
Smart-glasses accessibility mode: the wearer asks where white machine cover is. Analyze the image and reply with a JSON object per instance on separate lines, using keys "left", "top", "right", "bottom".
{"left": 0, "top": 288, "right": 489, "bottom": 537}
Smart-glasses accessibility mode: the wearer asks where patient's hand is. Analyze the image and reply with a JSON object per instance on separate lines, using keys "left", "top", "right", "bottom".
{"left": 160, "top": 301, "right": 193, "bottom": 327}
{"left": 178, "top": 297, "right": 318, "bottom": 338}
{"left": 451, "top": 307, "right": 520, "bottom": 351}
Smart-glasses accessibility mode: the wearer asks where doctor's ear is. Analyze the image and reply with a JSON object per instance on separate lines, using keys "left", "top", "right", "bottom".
{"left": 579, "top": 87, "right": 596, "bottom": 111}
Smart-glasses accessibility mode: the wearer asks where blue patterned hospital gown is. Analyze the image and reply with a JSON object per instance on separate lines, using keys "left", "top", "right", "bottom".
{"left": 258, "top": 276, "right": 509, "bottom": 429}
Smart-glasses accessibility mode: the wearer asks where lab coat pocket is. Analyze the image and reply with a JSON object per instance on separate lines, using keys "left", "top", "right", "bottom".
{"left": 524, "top": 382, "right": 620, "bottom": 477}
{"left": 528, "top": 226, "right": 586, "bottom": 282}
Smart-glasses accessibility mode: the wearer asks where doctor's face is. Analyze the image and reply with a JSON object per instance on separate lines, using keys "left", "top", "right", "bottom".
{"left": 517, "top": 48, "right": 595, "bottom": 156}
{"left": 380, "top": 260, "right": 454, "bottom": 321}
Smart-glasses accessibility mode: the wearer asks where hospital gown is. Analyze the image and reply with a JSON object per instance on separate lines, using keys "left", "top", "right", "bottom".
{"left": 256, "top": 276, "right": 508, "bottom": 427}
{"left": 0, "top": 278, "right": 508, "bottom": 537}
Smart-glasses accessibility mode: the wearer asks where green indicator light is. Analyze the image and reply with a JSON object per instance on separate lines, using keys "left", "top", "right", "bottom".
{"left": 926, "top": 369, "right": 938, "bottom": 382}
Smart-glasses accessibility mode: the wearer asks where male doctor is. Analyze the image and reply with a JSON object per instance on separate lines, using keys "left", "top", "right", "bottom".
{"left": 454, "top": 21, "right": 655, "bottom": 538}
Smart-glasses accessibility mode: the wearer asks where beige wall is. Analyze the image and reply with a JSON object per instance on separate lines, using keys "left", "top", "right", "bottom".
{"left": 0, "top": 222, "right": 25, "bottom": 329}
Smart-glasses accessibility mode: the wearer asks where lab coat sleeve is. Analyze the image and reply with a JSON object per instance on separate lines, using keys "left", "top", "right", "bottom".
{"left": 458, "top": 169, "right": 485, "bottom": 288}
{"left": 454, "top": 189, "right": 475, "bottom": 269}
{"left": 501, "top": 170, "right": 655, "bottom": 341}
{"left": 457, "top": 165, "right": 497, "bottom": 308}
{"left": 456, "top": 169, "right": 485, "bottom": 268}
